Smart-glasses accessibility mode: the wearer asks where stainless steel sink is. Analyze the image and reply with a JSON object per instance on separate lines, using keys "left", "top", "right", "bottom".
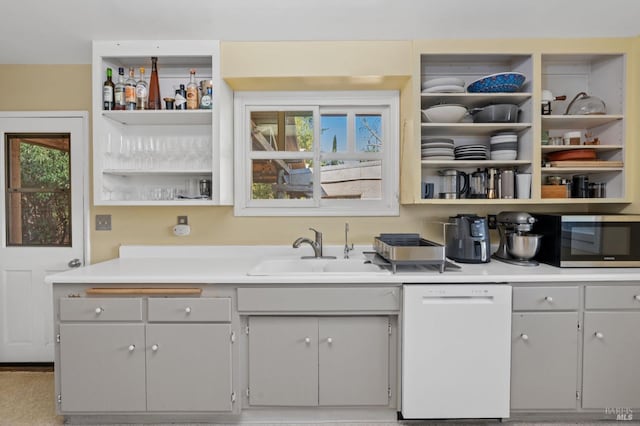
{"left": 247, "top": 258, "right": 390, "bottom": 276}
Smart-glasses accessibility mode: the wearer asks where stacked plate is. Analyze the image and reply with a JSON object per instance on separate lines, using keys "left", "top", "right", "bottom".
{"left": 421, "top": 138, "right": 455, "bottom": 160}
{"left": 454, "top": 144, "right": 488, "bottom": 160}
{"left": 490, "top": 132, "right": 518, "bottom": 160}
{"left": 421, "top": 77, "right": 466, "bottom": 93}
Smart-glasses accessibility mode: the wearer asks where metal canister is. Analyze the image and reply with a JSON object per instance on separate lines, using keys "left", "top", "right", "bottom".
{"left": 199, "top": 179, "right": 211, "bottom": 198}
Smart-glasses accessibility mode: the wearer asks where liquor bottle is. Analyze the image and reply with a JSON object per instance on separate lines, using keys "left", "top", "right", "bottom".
{"left": 186, "top": 69, "right": 198, "bottom": 110}
{"left": 175, "top": 84, "right": 187, "bottom": 110}
{"left": 135, "top": 67, "right": 148, "bottom": 110}
{"left": 102, "top": 68, "right": 115, "bottom": 110}
{"left": 114, "top": 67, "right": 126, "bottom": 110}
{"left": 199, "top": 87, "right": 212, "bottom": 109}
{"left": 148, "top": 57, "right": 161, "bottom": 110}
{"left": 125, "top": 67, "right": 137, "bottom": 110}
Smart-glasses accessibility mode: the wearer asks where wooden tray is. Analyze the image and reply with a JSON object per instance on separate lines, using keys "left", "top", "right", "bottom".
{"left": 541, "top": 185, "right": 568, "bottom": 198}
{"left": 547, "top": 160, "right": 623, "bottom": 168}
{"left": 545, "top": 149, "right": 596, "bottom": 161}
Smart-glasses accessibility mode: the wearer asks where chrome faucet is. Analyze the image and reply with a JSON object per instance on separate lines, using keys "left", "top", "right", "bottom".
{"left": 344, "top": 222, "right": 354, "bottom": 259}
{"left": 293, "top": 228, "right": 335, "bottom": 259}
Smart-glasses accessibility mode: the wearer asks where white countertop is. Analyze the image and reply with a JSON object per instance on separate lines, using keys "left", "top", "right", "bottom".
{"left": 45, "top": 245, "right": 640, "bottom": 285}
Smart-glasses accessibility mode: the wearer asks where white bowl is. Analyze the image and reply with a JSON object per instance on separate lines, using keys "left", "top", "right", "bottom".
{"left": 422, "top": 77, "right": 465, "bottom": 91}
{"left": 422, "top": 105, "right": 468, "bottom": 123}
{"left": 490, "top": 151, "right": 518, "bottom": 160}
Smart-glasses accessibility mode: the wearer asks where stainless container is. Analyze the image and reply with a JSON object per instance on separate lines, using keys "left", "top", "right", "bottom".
{"left": 507, "top": 233, "right": 542, "bottom": 260}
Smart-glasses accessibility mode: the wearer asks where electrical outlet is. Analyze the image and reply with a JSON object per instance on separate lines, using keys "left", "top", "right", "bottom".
{"left": 487, "top": 214, "right": 497, "bottom": 229}
{"left": 178, "top": 216, "right": 188, "bottom": 225}
{"left": 96, "top": 214, "right": 112, "bottom": 231}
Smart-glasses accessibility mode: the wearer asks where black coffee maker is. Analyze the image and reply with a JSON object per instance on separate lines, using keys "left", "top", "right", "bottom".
{"left": 445, "top": 214, "right": 491, "bottom": 263}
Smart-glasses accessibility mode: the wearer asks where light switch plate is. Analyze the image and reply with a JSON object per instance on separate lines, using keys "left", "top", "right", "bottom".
{"left": 96, "top": 214, "right": 112, "bottom": 231}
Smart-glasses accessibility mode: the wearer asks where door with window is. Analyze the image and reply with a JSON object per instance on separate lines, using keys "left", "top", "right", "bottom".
{"left": 0, "top": 113, "right": 86, "bottom": 362}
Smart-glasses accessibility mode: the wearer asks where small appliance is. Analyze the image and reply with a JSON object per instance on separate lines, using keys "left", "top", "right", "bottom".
{"left": 439, "top": 169, "right": 469, "bottom": 199}
{"left": 469, "top": 168, "right": 488, "bottom": 199}
{"left": 445, "top": 214, "right": 491, "bottom": 263}
{"left": 492, "top": 211, "right": 542, "bottom": 266}
{"left": 532, "top": 214, "right": 640, "bottom": 267}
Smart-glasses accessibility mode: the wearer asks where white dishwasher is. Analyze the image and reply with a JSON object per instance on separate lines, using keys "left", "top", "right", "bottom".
{"left": 401, "top": 284, "right": 512, "bottom": 419}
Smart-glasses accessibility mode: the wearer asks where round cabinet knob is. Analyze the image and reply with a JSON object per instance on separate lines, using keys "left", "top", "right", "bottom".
{"left": 185, "top": 307, "right": 192, "bottom": 314}
{"left": 95, "top": 307, "right": 104, "bottom": 314}
{"left": 327, "top": 337, "right": 333, "bottom": 344}
{"left": 151, "top": 344, "right": 159, "bottom": 351}
{"left": 128, "top": 345, "right": 135, "bottom": 352}
{"left": 521, "top": 334, "right": 529, "bottom": 341}
{"left": 304, "top": 337, "right": 311, "bottom": 344}
{"left": 544, "top": 296, "right": 553, "bottom": 303}
{"left": 634, "top": 295, "right": 640, "bottom": 301}
{"left": 595, "top": 332, "right": 604, "bottom": 339}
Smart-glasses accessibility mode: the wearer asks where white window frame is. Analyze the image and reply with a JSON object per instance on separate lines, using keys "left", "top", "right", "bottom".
{"left": 234, "top": 91, "right": 399, "bottom": 217}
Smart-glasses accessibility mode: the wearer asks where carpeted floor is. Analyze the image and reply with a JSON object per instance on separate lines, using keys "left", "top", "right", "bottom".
{"left": 0, "top": 371, "right": 63, "bottom": 425}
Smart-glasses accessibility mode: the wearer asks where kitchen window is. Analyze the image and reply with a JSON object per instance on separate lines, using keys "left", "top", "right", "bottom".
{"left": 234, "top": 91, "right": 399, "bottom": 216}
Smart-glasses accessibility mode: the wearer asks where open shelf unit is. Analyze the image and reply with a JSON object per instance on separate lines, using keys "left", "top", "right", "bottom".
{"left": 92, "top": 40, "right": 233, "bottom": 205}
{"left": 406, "top": 44, "right": 632, "bottom": 205}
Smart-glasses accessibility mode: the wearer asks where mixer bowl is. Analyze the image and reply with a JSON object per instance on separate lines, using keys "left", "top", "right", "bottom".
{"left": 507, "top": 233, "right": 542, "bottom": 260}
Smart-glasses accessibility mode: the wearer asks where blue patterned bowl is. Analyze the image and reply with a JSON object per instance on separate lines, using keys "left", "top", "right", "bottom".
{"left": 467, "top": 72, "right": 526, "bottom": 93}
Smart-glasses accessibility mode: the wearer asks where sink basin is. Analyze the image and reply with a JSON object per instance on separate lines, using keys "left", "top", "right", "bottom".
{"left": 247, "top": 258, "right": 389, "bottom": 276}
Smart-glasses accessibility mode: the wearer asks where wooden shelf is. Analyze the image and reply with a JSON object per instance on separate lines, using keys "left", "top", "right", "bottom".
{"left": 541, "top": 115, "right": 623, "bottom": 130}
{"left": 541, "top": 167, "right": 623, "bottom": 173}
{"left": 102, "top": 110, "right": 212, "bottom": 126}
{"left": 420, "top": 93, "right": 532, "bottom": 109}
{"left": 421, "top": 123, "right": 531, "bottom": 136}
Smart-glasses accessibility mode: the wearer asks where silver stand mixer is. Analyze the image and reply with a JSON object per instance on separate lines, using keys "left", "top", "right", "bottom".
{"left": 492, "top": 212, "right": 542, "bottom": 266}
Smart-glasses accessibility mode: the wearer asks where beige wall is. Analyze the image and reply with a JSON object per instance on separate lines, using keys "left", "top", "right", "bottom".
{"left": 2, "top": 38, "right": 634, "bottom": 263}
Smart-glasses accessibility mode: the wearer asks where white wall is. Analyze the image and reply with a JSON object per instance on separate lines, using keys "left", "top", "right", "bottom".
{"left": 1, "top": 0, "right": 639, "bottom": 64}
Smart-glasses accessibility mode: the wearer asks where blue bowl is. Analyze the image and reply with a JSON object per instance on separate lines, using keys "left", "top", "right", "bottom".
{"left": 467, "top": 72, "right": 526, "bottom": 93}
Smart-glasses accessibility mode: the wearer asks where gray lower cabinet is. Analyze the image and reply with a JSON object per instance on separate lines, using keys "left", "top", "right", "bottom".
{"left": 510, "top": 312, "right": 579, "bottom": 410}
{"left": 582, "top": 312, "right": 640, "bottom": 409}
{"left": 146, "top": 323, "right": 232, "bottom": 411}
{"left": 59, "top": 323, "right": 146, "bottom": 412}
{"left": 59, "top": 320, "right": 233, "bottom": 412}
{"left": 248, "top": 316, "right": 390, "bottom": 407}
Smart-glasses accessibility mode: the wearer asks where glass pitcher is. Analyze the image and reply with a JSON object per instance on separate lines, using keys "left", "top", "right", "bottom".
{"left": 469, "top": 168, "right": 488, "bottom": 199}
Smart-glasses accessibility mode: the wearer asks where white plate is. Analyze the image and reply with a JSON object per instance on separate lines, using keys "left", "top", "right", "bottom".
{"left": 490, "top": 152, "right": 518, "bottom": 160}
{"left": 455, "top": 155, "right": 487, "bottom": 160}
{"left": 422, "top": 148, "right": 455, "bottom": 156}
{"left": 422, "top": 85, "right": 466, "bottom": 94}
{"left": 422, "top": 142, "right": 455, "bottom": 149}
{"left": 422, "top": 77, "right": 466, "bottom": 90}
{"left": 422, "top": 155, "right": 455, "bottom": 160}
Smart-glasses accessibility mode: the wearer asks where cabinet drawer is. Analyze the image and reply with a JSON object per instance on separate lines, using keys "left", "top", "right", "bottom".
{"left": 585, "top": 285, "right": 640, "bottom": 310}
{"left": 512, "top": 286, "right": 579, "bottom": 311}
{"left": 237, "top": 287, "right": 400, "bottom": 312}
{"left": 59, "top": 298, "right": 143, "bottom": 321}
{"left": 148, "top": 298, "right": 231, "bottom": 322}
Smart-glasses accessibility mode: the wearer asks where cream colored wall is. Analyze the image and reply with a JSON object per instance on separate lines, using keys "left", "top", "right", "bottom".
{"left": 0, "top": 38, "right": 635, "bottom": 264}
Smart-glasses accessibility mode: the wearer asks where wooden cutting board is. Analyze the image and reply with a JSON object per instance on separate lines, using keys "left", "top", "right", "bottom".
{"left": 547, "top": 160, "right": 624, "bottom": 168}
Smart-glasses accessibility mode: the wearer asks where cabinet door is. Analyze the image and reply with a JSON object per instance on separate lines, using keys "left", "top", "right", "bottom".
{"left": 146, "top": 324, "right": 232, "bottom": 412}
{"left": 248, "top": 316, "right": 318, "bottom": 406}
{"left": 318, "top": 316, "right": 389, "bottom": 406}
{"left": 59, "top": 323, "right": 146, "bottom": 412}
{"left": 510, "top": 313, "right": 579, "bottom": 410}
{"left": 582, "top": 312, "right": 640, "bottom": 409}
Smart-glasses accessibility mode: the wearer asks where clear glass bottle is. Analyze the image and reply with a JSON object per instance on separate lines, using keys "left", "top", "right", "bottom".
{"left": 148, "top": 57, "right": 161, "bottom": 110}
{"left": 114, "top": 67, "right": 126, "bottom": 110}
{"left": 125, "top": 67, "right": 137, "bottom": 110}
{"left": 102, "top": 68, "right": 115, "bottom": 110}
{"left": 199, "top": 87, "right": 212, "bottom": 109}
{"left": 186, "top": 69, "right": 198, "bottom": 110}
{"left": 135, "top": 67, "right": 148, "bottom": 110}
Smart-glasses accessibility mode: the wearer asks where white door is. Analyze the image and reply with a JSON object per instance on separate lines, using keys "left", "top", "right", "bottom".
{"left": 0, "top": 112, "right": 87, "bottom": 362}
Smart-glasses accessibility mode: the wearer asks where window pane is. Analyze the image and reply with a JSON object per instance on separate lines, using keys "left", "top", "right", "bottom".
{"left": 251, "top": 159, "right": 313, "bottom": 200}
{"left": 320, "top": 160, "right": 382, "bottom": 200}
{"left": 251, "top": 111, "right": 314, "bottom": 152}
{"left": 5, "top": 134, "right": 71, "bottom": 246}
{"left": 320, "top": 114, "right": 347, "bottom": 153}
{"left": 355, "top": 114, "right": 382, "bottom": 152}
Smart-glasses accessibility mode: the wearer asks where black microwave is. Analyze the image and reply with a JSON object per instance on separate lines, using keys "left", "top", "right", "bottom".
{"left": 532, "top": 214, "right": 640, "bottom": 267}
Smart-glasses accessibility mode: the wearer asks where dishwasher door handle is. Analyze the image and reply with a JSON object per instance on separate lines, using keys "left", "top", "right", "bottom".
{"left": 422, "top": 295, "right": 494, "bottom": 304}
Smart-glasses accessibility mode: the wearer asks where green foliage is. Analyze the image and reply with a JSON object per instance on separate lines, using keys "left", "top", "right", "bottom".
{"left": 16, "top": 143, "right": 70, "bottom": 246}
{"left": 294, "top": 115, "right": 313, "bottom": 151}
{"left": 252, "top": 182, "right": 275, "bottom": 199}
